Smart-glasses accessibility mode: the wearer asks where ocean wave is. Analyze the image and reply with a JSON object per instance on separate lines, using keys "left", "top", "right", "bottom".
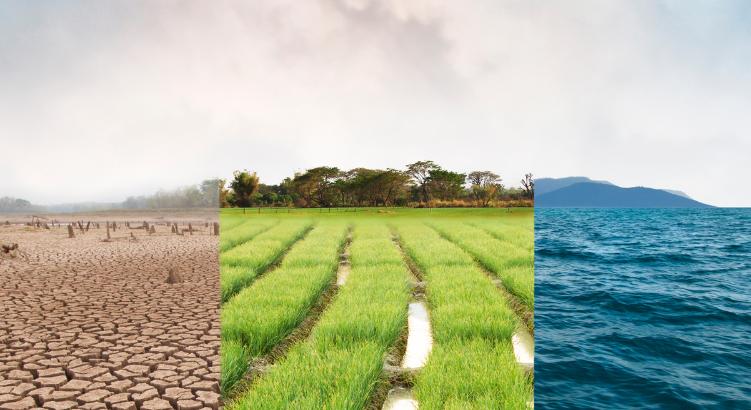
{"left": 535, "top": 208, "right": 751, "bottom": 409}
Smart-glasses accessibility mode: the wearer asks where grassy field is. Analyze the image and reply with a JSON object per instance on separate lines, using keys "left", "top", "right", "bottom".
{"left": 219, "top": 207, "right": 534, "bottom": 409}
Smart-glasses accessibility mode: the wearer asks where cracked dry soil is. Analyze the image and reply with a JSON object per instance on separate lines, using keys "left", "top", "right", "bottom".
{"left": 0, "top": 219, "right": 219, "bottom": 410}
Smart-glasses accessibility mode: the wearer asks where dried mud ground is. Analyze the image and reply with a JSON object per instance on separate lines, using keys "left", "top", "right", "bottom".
{"left": 0, "top": 217, "right": 219, "bottom": 410}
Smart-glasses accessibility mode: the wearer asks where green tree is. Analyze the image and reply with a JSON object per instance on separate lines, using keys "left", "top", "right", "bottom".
{"left": 467, "top": 171, "right": 502, "bottom": 207}
{"left": 427, "top": 169, "right": 466, "bottom": 201}
{"left": 292, "top": 167, "right": 341, "bottom": 207}
{"left": 230, "top": 170, "right": 260, "bottom": 208}
{"left": 406, "top": 160, "right": 440, "bottom": 203}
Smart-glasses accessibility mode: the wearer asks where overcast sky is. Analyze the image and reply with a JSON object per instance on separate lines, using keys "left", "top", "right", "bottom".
{"left": 1, "top": 1, "right": 749, "bottom": 206}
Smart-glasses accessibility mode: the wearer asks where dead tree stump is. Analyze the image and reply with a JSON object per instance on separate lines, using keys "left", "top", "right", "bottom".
{"left": 1, "top": 243, "right": 18, "bottom": 253}
{"left": 68, "top": 225, "right": 75, "bottom": 238}
{"left": 166, "top": 268, "right": 184, "bottom": 284}
{"left": 106, "top": 221, "right": 111, "bottom": 240}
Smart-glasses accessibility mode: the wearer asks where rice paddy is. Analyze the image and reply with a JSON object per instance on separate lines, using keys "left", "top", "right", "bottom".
{"left": 219, "top": 208, "right": 534, "bottom": 409}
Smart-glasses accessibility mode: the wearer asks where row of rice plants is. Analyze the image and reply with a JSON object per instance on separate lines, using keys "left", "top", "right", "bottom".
{"left": 472, "top": 220, "right": 534, "bottom": 252}
{"left": 397, "top": 223, "right": 532, "bottom": 408}
{"left": 227, "top": 222, "right": 411, "bottom": 409}
{"left": 220, "top": 220, "right": 312, "bottom": 302}
{"left": 221, "top": 216, "right": 253, "bottom": 234}
{"left": 220, "top": 222, "right": 349, "bottom": 394}
{"left": 430, "top": 221, "right": 534, "bottom": 310}
{"left": 220, "top": 218, "right": 277, "bottom": 252}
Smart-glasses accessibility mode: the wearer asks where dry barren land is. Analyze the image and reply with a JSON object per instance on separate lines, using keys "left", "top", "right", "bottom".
{"left": 0, "top": 212, "right": 219, "bottom": 410}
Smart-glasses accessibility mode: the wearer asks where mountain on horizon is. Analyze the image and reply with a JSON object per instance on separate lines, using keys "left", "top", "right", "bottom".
{"left": 535, "top": 178, "right": 711, "bottom": 208}
{"left": 661, "top": 189, "right": 691, "bottom": 199}
{"left": 535, "top": 176, "right": 614, "bottom": 196}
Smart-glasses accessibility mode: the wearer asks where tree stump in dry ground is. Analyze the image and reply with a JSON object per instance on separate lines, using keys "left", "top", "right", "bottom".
{"left": 1, "top": 243, "right": 18, "bottom": 253}
{"left": 166, "top": 268, "right": 184, "bottom": 284}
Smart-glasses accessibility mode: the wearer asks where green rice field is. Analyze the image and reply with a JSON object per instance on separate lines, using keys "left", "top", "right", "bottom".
{"left": 219, "top": 208, "right": 534, "bottom": 409}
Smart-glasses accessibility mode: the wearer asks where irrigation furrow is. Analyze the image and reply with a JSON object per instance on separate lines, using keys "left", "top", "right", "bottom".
{"left": 337, "top": 232, "right": 353, "bottom": 286}
{"left": 396, "top": 223, "right": 533, "bottom": 408}
{"left": 372, "top": 232, "right": 436, "bottom": 410}
{"left": 226, "top": 223, "right": 411, "bottom": 409}
{"left": 220, "top": 222, "right": 349, "bottom": 396}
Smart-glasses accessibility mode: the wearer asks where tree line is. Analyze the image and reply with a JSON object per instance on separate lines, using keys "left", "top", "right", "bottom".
{"left": 220, "top": 161, "right": 534, "bottom": 208}
{"left": 0, "top": 197, "right": 38, "bottom": 212}
{"left": 1, "top": 180, "right": 222, "bottom": 214}
{"left": 122, "top": 179, "right": 221, "bottom": 209}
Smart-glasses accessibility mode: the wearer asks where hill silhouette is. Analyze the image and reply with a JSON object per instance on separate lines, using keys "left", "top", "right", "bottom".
{"left": 535, "top": 177, "right": 613, "bottom": 196}
{"left": 536, "top": 182, "right": 711, "bottom": 208}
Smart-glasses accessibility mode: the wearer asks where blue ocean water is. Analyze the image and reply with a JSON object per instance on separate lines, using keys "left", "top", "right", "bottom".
{"left": 535, "top": 208, "right": 751, "bottom": 409}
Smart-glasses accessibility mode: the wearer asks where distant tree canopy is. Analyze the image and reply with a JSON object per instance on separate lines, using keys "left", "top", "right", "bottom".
{"left": 0, "top": 197, "right": 37, "bottom": 212}
{"left": 122, "top": 179, "right": 222, "bottom": 209}
{"left": 229, "top": 170, "right": 260, "bottom": 208}
{"left": 221, "top": 162, "right": 533, "bottom": 208}
{"left": 467, "top": 171, "right": 502, "bottom": 207}
{"left": 2, "top": 181, "right": 223, "bottom": 213}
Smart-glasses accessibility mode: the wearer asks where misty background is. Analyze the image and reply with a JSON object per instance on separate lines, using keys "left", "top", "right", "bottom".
{"left": 1, "top": 1, "right": 750, "bottom": 207}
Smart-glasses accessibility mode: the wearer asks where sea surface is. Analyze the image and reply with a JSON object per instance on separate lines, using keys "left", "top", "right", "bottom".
{"left": 535, "top": 208, "right": 751, "bottom": 409}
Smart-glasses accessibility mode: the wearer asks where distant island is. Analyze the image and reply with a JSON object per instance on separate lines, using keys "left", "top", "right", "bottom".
{"left": 535, "top": 177, "right": 712, "bottom": 208}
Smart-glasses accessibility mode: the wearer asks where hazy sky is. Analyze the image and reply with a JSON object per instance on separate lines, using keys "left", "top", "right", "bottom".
{"left": 1, "top": 1, "right": 749, "bottom": 206}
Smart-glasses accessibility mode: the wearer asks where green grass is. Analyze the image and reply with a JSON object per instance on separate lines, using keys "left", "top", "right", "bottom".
{"left": 221, "top": 222, "right": 347, "bottom": 394}
{"left": 414, "top": 339, "right": 531, "bottom": 409}
{"left": 220, "top": 220, "right": 312, "bottom": 267}
{"left": 221, "top": 215, "right": 253, "bottom": 234}
{"left": 471, "top": 220, "right": 534, "bottom": 251}
{"left": 220, "top": 220, "right": 312, "bottom": 302}
{"left": 220, "top": 219, "right": 277, "bottom": 252}
{"left": 429, "top": 221, "right": 534, "bottom": 309}
{"left": 396, "top": 222, "right": 532, "bottom": 407}
{"left": 219, "top": 209, "right": 534, "bottom": 408}
{"left": 221, "top": 339, "right": 250, "bottom": 395}
{"left": 229, "top": 342, "right": 384, "bottom": 410}
{"left": 222, "top": 222, "right": 347, "bottom": 351}
{"left": 227, "top": 223, "right": 411, "bottom": 409}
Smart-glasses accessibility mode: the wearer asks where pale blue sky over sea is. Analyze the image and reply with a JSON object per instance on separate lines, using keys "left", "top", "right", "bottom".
{"left": 1, "top": 1, "right": 749, "bottom": 206}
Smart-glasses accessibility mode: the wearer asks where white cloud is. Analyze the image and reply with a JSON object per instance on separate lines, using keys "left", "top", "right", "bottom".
{"left": 0, "top": 0, "right": 749, "bottom": 205}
